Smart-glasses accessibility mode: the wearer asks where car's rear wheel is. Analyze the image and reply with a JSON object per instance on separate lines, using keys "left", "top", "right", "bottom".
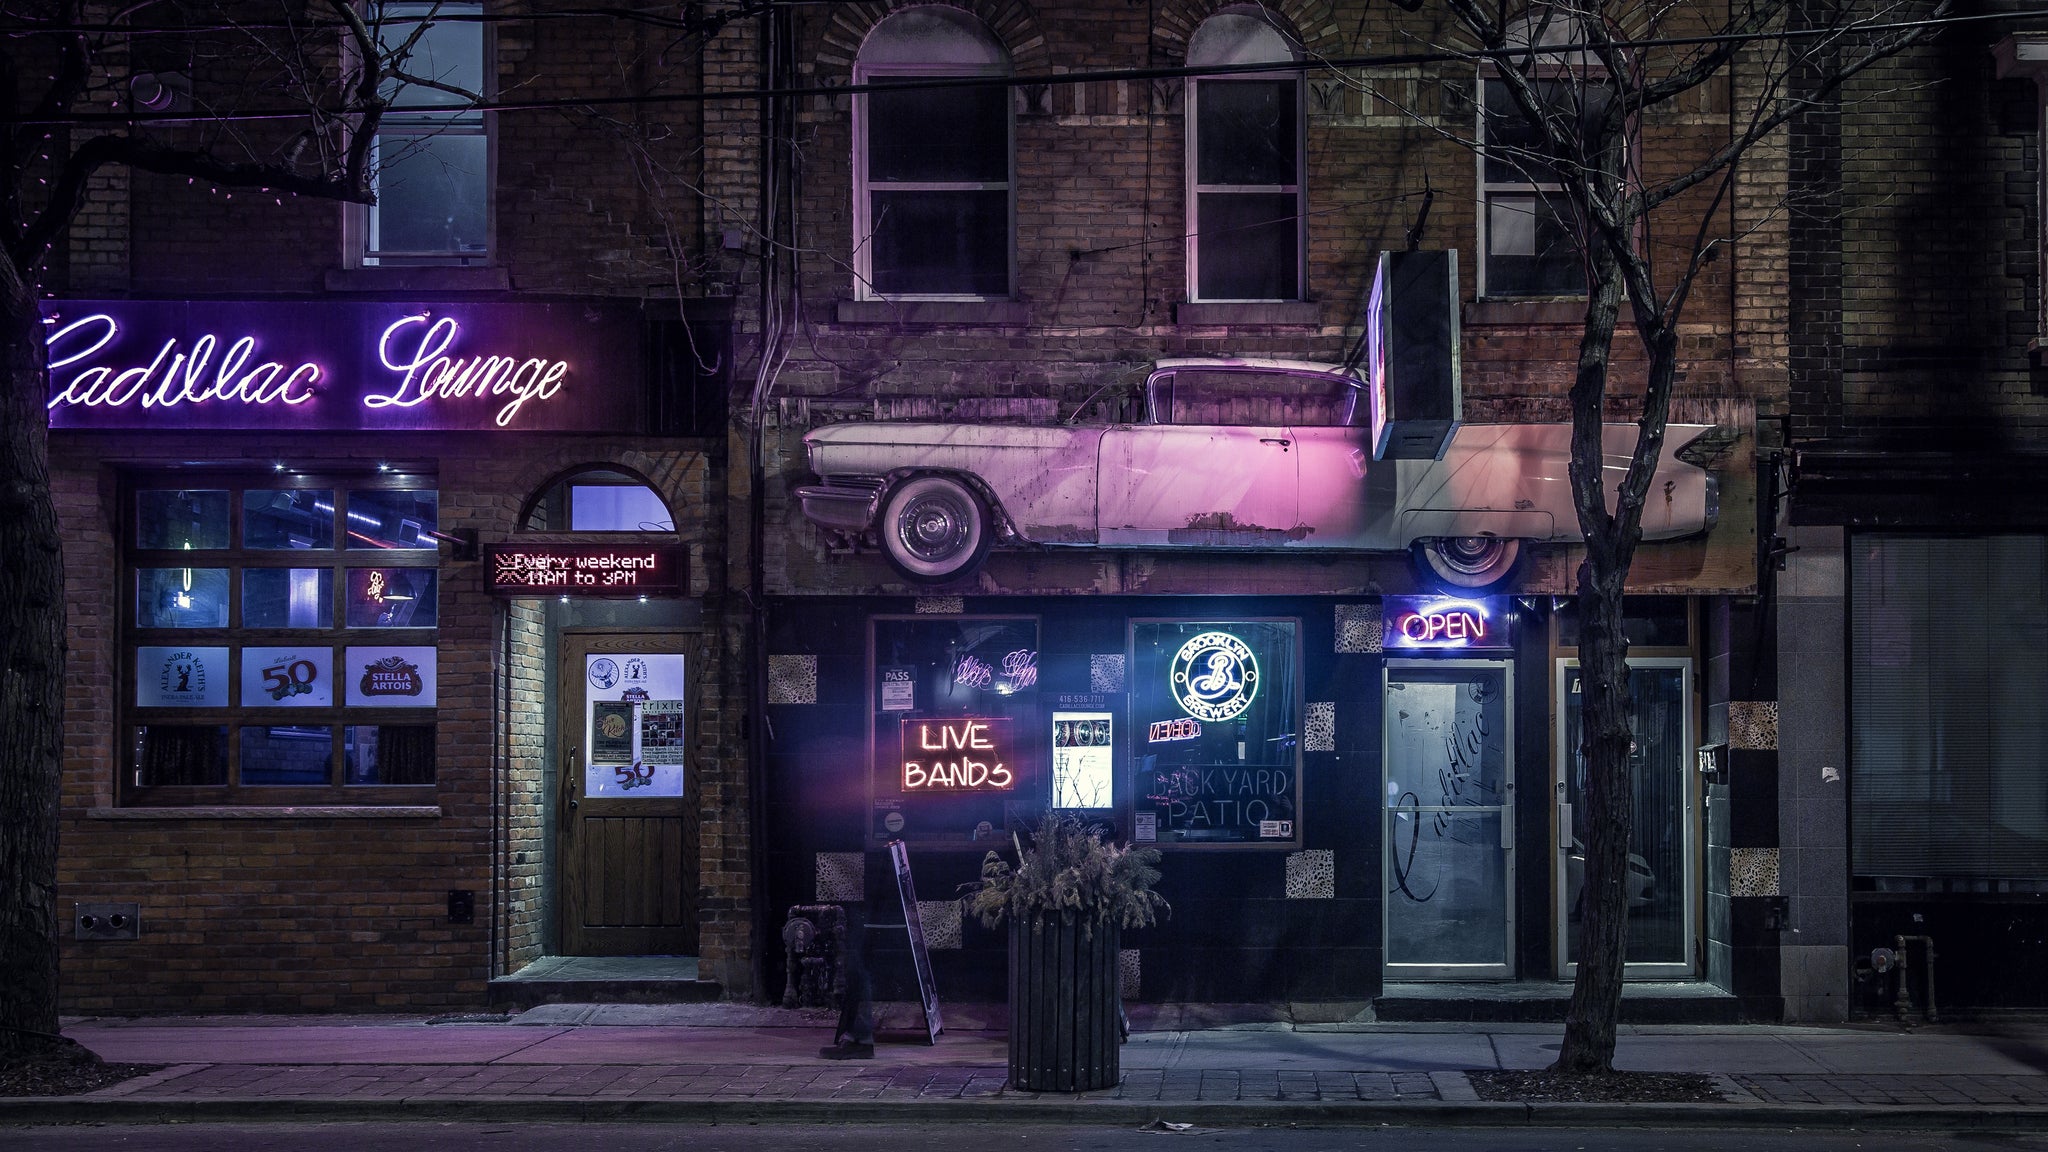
{"left": 1413, "top": 535, "right": 1524, "bottom": 591}
{"left": 878, "top": 474, "right": 991, "bottom": 584}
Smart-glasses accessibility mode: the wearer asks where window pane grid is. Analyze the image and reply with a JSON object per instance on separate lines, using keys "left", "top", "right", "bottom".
{"left": 124, "top": 476, "right": 438, "bottom": 802}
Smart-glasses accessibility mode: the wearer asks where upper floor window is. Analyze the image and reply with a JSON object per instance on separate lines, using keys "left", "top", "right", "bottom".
{"left": 1477, "top": 11, "right": 1607, "bottom": 298}
{"left": 854, "top": 7, "right": 1013, "bottom": 299}
{"left": 1186, "top": 11, "right": 1304, "bottom": 302}
{"left": 359, "top": 1, "right": 490, "bottom": 265}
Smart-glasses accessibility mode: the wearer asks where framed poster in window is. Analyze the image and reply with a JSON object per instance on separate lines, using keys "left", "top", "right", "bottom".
{"left": 869, "top": 615, "right": 1040, "bottom": 847}
{"left": 1128, "top": 618, "right": 1301, "bottom": 848}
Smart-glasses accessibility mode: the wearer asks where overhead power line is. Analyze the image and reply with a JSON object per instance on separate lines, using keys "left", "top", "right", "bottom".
{"left": 3, "top": 5, "right": 2041, "bottom": 127}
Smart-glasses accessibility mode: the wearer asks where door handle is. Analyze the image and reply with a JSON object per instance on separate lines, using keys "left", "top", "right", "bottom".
{"left": 1260, "top": 437, "right": 1291, "bottom": 447}
{"left": 561, "top": 746, "right": 579, "bottom": 818}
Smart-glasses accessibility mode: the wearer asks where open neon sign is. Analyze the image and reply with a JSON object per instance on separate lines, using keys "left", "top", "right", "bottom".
{"left": 41, "top": 301, "right": 641, "bottom": 432}
{"left": 901, "top": 717, "right": 1014, "bottom": 791}
{"left": 1384, "top": 596, "right": 1510, "bottom": 650}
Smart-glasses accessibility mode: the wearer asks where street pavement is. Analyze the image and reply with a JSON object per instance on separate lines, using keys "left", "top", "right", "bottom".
{"left": 5, "top": 1003, "right": 2048, "bottom": 1130}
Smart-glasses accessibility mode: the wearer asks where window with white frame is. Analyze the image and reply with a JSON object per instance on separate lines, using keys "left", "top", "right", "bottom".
{"left": 360, "top": 1, "right": 489, "bottom": 265}
{"left": 1186, "top": 11, "right": 1304, "bottom": 302}
{"left": 854, "top": 7, "right": 1013, "bottom": 299}
{"left": 1476, "top": 12, "right": 1607, "bottom": 298}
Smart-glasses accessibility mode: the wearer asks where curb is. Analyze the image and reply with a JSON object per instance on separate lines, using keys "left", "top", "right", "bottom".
{"left": 5, "top": 1095, "right": 2048, "bottom": 1130}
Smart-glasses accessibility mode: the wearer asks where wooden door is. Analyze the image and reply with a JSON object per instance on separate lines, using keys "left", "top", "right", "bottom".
{"left": 558, "top": 631, "right": 698, "bottom": 955}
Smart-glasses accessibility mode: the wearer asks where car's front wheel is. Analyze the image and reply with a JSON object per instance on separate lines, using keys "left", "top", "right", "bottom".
{"left": 1413, "top": 535, "right": 1524, "bottom": 591}
{"left": 878, "top": 474, "right": 991, "bottom": 584}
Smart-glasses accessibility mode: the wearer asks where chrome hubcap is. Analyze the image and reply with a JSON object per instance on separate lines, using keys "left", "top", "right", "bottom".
{"left": 899, "top": 493, "right": 970, "bottom": 561}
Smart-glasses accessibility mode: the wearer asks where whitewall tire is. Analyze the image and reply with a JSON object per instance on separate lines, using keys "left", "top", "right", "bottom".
{"left": 878, "top": 474, "right": 992, "bottom": 584}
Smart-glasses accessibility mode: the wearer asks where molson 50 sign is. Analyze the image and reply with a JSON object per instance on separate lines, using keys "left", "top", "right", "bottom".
{"left": 42, "top": 300, "right": 646, "bottom": 431}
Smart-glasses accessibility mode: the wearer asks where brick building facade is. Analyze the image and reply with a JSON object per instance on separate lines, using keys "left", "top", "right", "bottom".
{"left": 36, "top": 0, "right": 1893, "bottom": 1020}
{"left": 1774, "top": 3, "right": 2048, "bottom": 1019}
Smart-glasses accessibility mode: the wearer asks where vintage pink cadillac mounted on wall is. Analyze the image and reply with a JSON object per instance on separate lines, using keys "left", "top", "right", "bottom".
{"left": 793, "top": 355, "right": 1720, "bottom": 590}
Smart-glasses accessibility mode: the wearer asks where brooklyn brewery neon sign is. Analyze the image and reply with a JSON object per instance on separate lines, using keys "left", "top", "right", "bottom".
{"left": 42, "top": 300, "right": 644, "bottom": 432}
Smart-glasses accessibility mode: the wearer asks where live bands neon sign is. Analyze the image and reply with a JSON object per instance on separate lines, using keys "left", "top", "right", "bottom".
{"left": 41, "top": 300, "right": 643, "bottom": 432}
{"left": 901, "top": 717, "right": 1015, "bottom": 791}
{"left": 1383, "top": 596, "right": 1512, "bottom": 650}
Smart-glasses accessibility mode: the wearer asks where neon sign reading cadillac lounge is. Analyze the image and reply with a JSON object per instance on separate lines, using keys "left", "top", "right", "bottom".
{"left": 41, "top": 300, "right": 645, "bottom": 432}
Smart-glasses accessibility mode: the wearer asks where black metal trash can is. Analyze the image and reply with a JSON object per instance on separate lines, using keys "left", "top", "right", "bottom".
{"left": 1007, "top": 912, "right": 1120, "bottom": 1092}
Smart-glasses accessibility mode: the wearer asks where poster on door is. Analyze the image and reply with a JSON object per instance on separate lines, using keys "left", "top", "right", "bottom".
{"left": 584, "top": 652, "right": 687, "bottom": 797}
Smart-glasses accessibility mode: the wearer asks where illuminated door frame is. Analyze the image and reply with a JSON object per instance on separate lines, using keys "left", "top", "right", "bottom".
{"left": 1551, "top": 657, "right": 1698, "bottom": 981}
{"left": 1381, "top": 657, "right": 1517, "bottom": 982}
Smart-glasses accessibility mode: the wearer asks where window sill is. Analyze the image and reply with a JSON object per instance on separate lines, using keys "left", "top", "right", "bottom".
{"left": 87, "top": 805, "right": 443, "bottom": 820}
{"left": 835, "top": 299, "right": 1029, "bottom": 326}
{"left": 324, "top": 266, "right": 510, "bottom": 293}
{"left": 1465, "top": 298, "right": 1585, "bottom": 326}
{"left": 1174, "top": 301, "right": 1321, "bottom": 327}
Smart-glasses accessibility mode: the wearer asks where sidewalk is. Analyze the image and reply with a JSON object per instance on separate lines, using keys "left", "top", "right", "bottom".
{"left": 6, "top": 1004, "right": 2048, "bottom": 1130}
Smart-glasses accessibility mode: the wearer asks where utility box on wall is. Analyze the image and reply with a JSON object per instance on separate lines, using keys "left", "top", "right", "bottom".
{"left": 1367, "top": 249, "right": 1462, "bottom": 461}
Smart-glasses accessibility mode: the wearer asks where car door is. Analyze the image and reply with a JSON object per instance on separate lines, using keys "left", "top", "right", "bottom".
{"left": 1096, "top": 369, "right": 1297, "bottom": 547}
{"left": 1284, "top": 368, "right": 1386, "bottom": 549}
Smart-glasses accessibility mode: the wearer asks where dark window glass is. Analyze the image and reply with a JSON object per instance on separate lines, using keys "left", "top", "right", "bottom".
{"left": 868, "top": 85, "right": 1007, "bottom": 183}
{"left": 137, "top": 490, "right": 230, "bottom": 550}
{"left": 1555, "top": 596, "right": 1689, "bottom": 648}
{"left": 346, "top": 568, "right": 439, "bottom": 628}
{"left": 1852, "top": 535, "right": 2048, "bottom": 881}
{"left": 136, "top": 568, "right": 231, "bottom": 628}
{"left": 1482, "top": 79, "right": 1611, "bottom": 183}
{"left": 134, "top": 725, "right": 228, "bottom": 786}
{"left": 870, "top": 190, "right": 1009, "bottom": 296}
{"left": 239, "top": 725, "right": 334, "bottom": 786}
{"left": 345, "top": 490, "right": 439, "bottom": 550}
{"left": 373, "top": 134, "right": 489, "bottom": 256}
{"left": 346, "top": 725, "right": 437, "bottom": 785}
{"left": 1195, "top": 192, "right": 1299, "bottom": 300}
{"left": 244, "top": 490, "right": 335, "bottom": 549}
{"left": 242, "top": 569, "right": 334, "bottom": 629}
{"left": 1197, "top": 80, "right": 1296, "bottom": 186}
{"left": 1484, "top": 192, "right": 1584, "bottom": 297}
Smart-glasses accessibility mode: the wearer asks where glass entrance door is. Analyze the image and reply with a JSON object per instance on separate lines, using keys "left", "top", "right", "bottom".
{"left": 1554, "top": 659, "right": 1695, "bottom": 978}
{"left": 1383, "top": 660, "right": 1515, "bottom": 980}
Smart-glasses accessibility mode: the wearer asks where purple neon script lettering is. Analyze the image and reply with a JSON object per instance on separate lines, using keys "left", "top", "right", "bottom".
{"left": 370, "top": 313, "right": 571, "bottom": 427}
{"left": 45, "top": 312, "right": 319, "bottom": 410}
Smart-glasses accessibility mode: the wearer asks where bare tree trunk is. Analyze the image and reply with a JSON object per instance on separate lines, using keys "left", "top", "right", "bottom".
{"left": 1555, "top": 243, "right": 1634, "bottom": 1075}
{"left": 0, "top": 260, "right": 67, "bottom": 1060}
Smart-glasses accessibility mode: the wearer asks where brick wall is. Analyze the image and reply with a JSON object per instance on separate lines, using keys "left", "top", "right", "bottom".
{"left": 54, "top": 432, "right": 743, "bottom": 1012}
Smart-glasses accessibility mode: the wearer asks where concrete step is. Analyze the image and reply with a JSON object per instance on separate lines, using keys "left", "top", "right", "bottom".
{"left": 1374, "top": 981, "right": 1745, "bottom": 1024}
{"left": 488, "top": 955, "right": 723, "bottom": 1009}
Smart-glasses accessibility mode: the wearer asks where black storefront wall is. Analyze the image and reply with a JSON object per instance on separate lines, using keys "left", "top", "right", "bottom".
{"left": 762, "top": 594, "right": 1570, "bottom": 1005}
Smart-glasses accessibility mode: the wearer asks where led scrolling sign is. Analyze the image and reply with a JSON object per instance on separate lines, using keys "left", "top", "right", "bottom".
{"left": 42, "top": 300, "right": 646, "bottom": 432}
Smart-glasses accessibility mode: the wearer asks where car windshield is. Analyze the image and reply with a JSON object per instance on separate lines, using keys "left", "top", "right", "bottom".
{"left": 1150, "top": 368, "right": 1362, "bottom": 427}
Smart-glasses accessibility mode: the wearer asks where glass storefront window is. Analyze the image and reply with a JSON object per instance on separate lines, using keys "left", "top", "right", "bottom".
{"left": 345, "top": 568, "right": 438, "bottom": 627}
{"left": 133, "top": 725, "right": 229, "bottom": 786}
{"left": 869, "top": 615, "right": 1040, "bottom": 846}
{"left": 242, "top": 569, "right": 334, "bottom": 628}
{"left": 345, "top": 725, "right": 437, "bottom": 785}
{"left": 135, "top": 568, "right": 230, "bottom": 628}
{"left": 1128, "top": 619, "right": 1301, "bottom": 847}
{"left": 239, "top": 725, "right": 335, "bottom": 786}
{"left": 345, "top": 490, "right": 439, "bottom": 549}
{"left": 244, "top": 490, "right": 336, "bottom": 549}
{"left": 137, "top": 490, "right": 230, "bottom": 550}
{"left": 123, "top": 474, "right": 439, "bottom": 803}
